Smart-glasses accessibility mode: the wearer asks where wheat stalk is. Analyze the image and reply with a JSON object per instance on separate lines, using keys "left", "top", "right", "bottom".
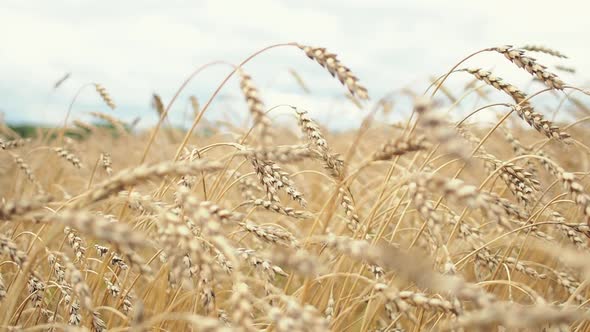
{"left": 492, "top": 45, "right": 565, "bottom": 89}
{"left": 94, "top": 83, "right": 116, "bottom": 109}
{"left": 298, "top": 44, "right": 369, "bottom": 100}
{"left": 521, "top": 44, "right": 568, "bottom": 59}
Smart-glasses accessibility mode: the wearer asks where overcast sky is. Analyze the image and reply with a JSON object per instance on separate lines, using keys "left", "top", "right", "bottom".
{"left": 1, "top": 0, "right": 588, "bottom": 129}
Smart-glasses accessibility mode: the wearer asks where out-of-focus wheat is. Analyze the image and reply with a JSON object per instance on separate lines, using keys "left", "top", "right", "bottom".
{"left": 1, "top": 42, "right": 590, "bottom": 332}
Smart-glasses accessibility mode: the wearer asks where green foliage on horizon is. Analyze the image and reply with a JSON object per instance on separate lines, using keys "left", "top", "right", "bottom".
{"left": 7, "top": 123, "right": 125, "bottom": 140}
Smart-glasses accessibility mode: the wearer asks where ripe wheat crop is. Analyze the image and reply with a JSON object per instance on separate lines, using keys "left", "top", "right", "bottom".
{"left": 1, "top": 43, "right": 590, "bottom": 331}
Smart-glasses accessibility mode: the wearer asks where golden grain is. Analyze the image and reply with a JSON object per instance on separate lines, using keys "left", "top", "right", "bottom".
{"left": 2, "top": 43, "right": 590, "bottom": 332}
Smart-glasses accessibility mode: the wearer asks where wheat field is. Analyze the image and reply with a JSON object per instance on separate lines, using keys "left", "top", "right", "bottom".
{"left": 1, "top": 43, "right": 590, "bottom": 331}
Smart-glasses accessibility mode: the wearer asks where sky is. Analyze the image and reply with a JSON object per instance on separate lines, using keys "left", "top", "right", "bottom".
{"left": 1, "top": 0, "right": 589, "bottom": 130}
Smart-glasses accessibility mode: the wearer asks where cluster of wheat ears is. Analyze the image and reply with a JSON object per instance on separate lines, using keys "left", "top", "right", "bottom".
{"left": 1, "top": 42, "right": 590, "bottom": 332}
